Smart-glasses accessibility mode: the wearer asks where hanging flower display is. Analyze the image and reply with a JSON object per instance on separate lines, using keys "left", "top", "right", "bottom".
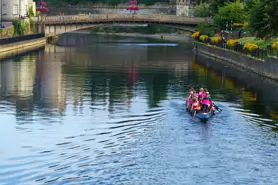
{"left": 127, "top": 1, "right": 140, "bottom": 14}
{"left": 243, "top": 43, "right": 259, "bottom": 53}
{"left": 199, "top": 35, "right": 209, "bottom": 42}
{"left": 191, "top": 31, "right": 201, "bottom": 40}
{"left": 36, "top": 2, "right": 50, "bottom": 13}
{"left": 227, "top": 39, "right": 239, "bottom": 49}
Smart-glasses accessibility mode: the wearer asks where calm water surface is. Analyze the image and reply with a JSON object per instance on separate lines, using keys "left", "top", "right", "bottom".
{"left": 0, "top": 34, "right": 277, "bottom": 185}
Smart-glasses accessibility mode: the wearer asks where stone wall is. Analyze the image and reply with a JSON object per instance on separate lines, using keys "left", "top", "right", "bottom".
{"left": 195, "top": 55, "right": 278, "bottom": 104}
{"left": 0, "top": 37, "right": 46, "bottom": 59}
{"left": 194, "top": 42, "right": 278, "bottom": 81}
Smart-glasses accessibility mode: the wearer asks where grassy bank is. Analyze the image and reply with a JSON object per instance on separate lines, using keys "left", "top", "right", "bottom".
{"left": 237, "top": 37, "right": 275, "bottom": 49}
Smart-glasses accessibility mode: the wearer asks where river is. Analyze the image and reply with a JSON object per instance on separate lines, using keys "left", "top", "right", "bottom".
{"left": 0, "top": 34, "right": 277, "bottom": 185}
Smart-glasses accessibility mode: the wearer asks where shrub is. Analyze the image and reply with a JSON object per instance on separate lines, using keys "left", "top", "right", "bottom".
{"left": 194, "top": 2, "right": 210, "bottom": 17}
{"left": 35, "top": 11, "right": 40, "bottom": 17}
{"left": 12, "top": 20, "right": 26, "bottom": 36}
{"left": 29, "top": 16, "right": 36, "bottom": 33}
{"left": 272, "top": 42, "right": 278, "bottom": 51}
{"left": 243, "top": 43, "right": 259, "bottom": 53}
{"left": 210, "top": 37, "right": 222, "bottom": 45}
{"left": 25, "top": 22, "right": 30, "bottom": 34}
{"left": 199, "top": 35, "right": 209, "bottom": 42}
{"left": 29, "top": 7, "right": 34, "bottom": 17}
{"left": 195, "top": 22, "right": 219, "bottom": 37}
{"left": 191, "top": 31, "right": 201, "bottom": 40}
{"left": 227, "top": 39, "right": 239, "bottom": 49}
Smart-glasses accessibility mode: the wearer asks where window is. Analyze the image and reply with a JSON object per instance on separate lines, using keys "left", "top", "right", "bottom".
{"left": 2, "top": 4, "right": 7, "bottom": 15}
{"left": 13, "top": 4, "right": 19, "bottom": 15}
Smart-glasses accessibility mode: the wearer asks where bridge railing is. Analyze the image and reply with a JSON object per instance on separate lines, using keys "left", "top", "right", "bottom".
{"left": 44, "top": 14, "right": 204, "bottom": 25}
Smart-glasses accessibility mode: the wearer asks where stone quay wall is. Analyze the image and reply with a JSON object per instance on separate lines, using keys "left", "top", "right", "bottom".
{"left": 194, "top": 42, "right": 278, "bottom": 81}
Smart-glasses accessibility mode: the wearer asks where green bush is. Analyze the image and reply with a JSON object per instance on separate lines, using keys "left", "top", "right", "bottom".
{"left": 194, "top": 2, "right": 210, "bottom": 17}
{"left": 195, "top": 22, "right": 219, "bottom": 37}
{"left": 35, "top": 11, "right": 40, "bottom": 17}
{"left": 29, "top": 7, "right": 34, "bottom": 17}
{"left": 25, "top": 22, "right": 30, "bottom": 34}
{"left": 29, "top": 17, "right": 37, "bottom": 33}
{"left": 12, "top": 20, "right": 27, "bottom": 36}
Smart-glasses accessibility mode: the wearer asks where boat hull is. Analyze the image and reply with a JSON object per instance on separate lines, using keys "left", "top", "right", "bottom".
{"left": 188, "top": 110, "right": 214, "bottom": 120}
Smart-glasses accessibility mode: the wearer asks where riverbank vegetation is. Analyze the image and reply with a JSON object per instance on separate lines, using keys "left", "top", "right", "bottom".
{"left": 194, "top": 0, "right": 278, "bottom": 42}
{"left": 0, "top": 8, "right": 39, "bottom": 39}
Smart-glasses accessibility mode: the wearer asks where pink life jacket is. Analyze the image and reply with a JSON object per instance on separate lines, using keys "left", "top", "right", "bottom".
{"left": 194, "top": 93, "right": 198, "bottom": 99}
{"left": 187, "top": 96, "right": 192, "bottom": 103}
{"left": 203, "top": 99, "right": 210, "bottom": 105}
{"left": 202, "top": 93, "right": 207, "bottom": 99}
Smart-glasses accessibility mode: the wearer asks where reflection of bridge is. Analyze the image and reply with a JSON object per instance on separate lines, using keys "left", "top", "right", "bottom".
{"left": 41, "top": 14, "right": 204, "bottom": 37}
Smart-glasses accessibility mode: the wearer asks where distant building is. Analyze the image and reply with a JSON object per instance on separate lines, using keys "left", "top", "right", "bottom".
{"left": 0, "top": 0, "right": 35, "bottom": 21}
{"left": 169, "top": 0, "right": 195, "bottom": 16}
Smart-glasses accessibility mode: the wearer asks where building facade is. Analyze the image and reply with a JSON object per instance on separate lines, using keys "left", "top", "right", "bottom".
{"left": 170, "top": 0, "right": 195, "bottom": 16}
{"left": 0, "top": 0, "right": 34, "bottom": 21}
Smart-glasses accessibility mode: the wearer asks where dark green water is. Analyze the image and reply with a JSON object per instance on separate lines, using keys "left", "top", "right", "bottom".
{"left": 0, "top": 34, "right": 277, "bottom": 185}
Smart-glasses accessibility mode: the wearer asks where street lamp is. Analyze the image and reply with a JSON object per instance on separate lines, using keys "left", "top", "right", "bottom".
{"left": 1, "top": 0, "right": 3, "bottom": 26}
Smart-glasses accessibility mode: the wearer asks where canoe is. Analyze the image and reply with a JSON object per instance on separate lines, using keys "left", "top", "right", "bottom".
{"left": 188, "top": 109, "right": 214, "bottom": 120}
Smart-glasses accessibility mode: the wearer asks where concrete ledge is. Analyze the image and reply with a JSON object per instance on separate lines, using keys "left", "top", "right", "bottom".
{"left": 194, "top": 42, "right": 278, "bottom": 81}
{"left": 0, "top": 38, "right": 46, "bottom": 59}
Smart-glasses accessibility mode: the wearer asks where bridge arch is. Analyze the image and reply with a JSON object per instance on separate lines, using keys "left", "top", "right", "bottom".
{"left": 42, "top": 14, "right": 203, "bottom": 37}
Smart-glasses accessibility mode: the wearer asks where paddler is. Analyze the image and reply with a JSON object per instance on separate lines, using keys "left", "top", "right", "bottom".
{"left": 206, "top": 93, "right": 215, "bottom": 112}
{"left": 187, "top": 88, "right": 194, "bottom": 110}
{"left": 202, "top": 93, "right": 211, "bottom": 112}
{"left": 198, "top": 88, "right": 204, "bottom": 99}
{"left": 191, "top": 98, "right": 201, "bottom": 112}
{"left": 193, "top": 89, "right": 198, "bottom": 99}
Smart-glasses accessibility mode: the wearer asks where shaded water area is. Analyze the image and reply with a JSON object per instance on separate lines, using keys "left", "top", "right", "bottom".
{"left": 0, "top": 34, "right": 277, "bottom": 185}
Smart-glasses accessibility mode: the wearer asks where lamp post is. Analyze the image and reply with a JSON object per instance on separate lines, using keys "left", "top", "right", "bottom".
{"left": 1, "top": 0, "right": 3, "bottom": 26}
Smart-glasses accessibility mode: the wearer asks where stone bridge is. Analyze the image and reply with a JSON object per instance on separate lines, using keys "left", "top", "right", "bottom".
{"left": 39, "top": 14, "right": 204, "bottom": 37}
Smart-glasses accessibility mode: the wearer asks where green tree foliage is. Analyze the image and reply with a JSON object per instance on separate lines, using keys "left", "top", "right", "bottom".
{"left": 12, "top": 20, "right": 27, "bottom": 36}
{"left": 213, "top": 0, "right": 247, "bottom": 30}
{"left": 29, "top": 7, "right": 34, "bottom": 16}
{"left": 209, "top": 0, "right": 239, "bottom": 13}
{"left": 248, "top": 0, "right": 278, "bottom": 40}
{"left": 195, "top": 22, "right": 219, "bottom": 37}
{"left": 194, "top": 2, "right": 210, "bottom": 17}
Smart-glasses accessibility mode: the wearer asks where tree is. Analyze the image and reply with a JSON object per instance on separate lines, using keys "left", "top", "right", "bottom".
{"left": 195, "top": 22, "right": 219, "bottom": 37}
{"left": 248, "top": 0, "right": 278, "bottom": 40}
{"left": 194, "top": 2, "right": 210, "bottom": 17}
{"left": 213, "top": 0, "right": 247, "bottom": 30}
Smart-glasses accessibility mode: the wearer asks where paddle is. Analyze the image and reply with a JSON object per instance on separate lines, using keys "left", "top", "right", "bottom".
{"left": 192, "top": 110, "right": 197, "bottom": 121}
{"left": 214, "top": 104, "right": 222, "bottom": 112}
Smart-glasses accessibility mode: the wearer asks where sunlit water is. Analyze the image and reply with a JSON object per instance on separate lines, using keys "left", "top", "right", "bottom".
{"left": 0, "top": 34, "right": 277, "bottom": 185}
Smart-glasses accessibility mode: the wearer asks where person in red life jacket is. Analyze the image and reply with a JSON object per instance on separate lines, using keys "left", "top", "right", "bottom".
{"left": 198, "top": 88, "right": 204, "bottom": 101}
{"left": 207, "top": 93, "right": 215, "bottom": 112}
{"left": 191, "top": 98, "right": 201, "bottom": 112}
